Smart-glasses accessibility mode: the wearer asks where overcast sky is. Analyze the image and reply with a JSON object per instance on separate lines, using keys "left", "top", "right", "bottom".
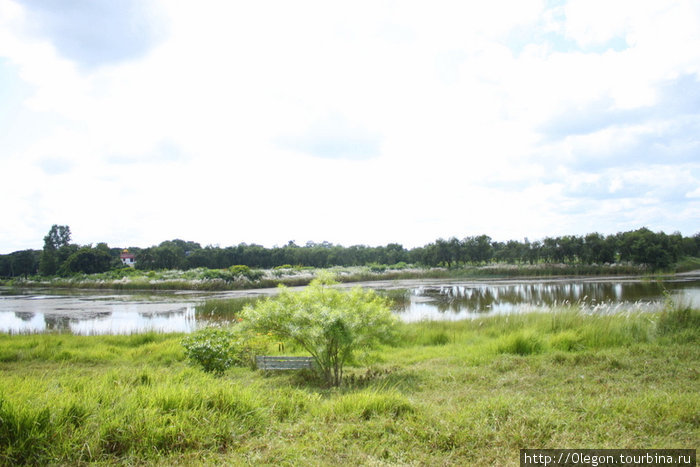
{"left": 1, "top": 0, "right": 699, "bottom": 253}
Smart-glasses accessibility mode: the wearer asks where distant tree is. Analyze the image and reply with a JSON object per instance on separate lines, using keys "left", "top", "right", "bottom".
{"left": 186, "top": 247, "right": 216, "bottom": 269}
{"left": 681, "top": 233, "right": 700, "bottom": 257}
{"left": 44, "top": 225, "right": 72, "bottom": 249}
{"left": 463, "top": 235, "right": 493, "bottom": 263}
{"left": 558, "top": 235, "right": 583, "bottom": 262}
{"left": 156, "top": 245, "right": 186, "bottom": 269}
{"left": 496, "top": 240, "right": 525, "bottom": 264}
{"left": 0, "top": 255, "right": 10, "bottom": 277}
{"left": 136, "top": 245, "right": 185, "bottom": 270}
{"left": 39, "top": 248, "right": 58, "bottom": 276}
{"left": 618, "top": 228, "right": 675, "bottom": 270}
{"left": 434, "top": 238, "right": 454, "bottom": 267}
{"left": 39, "top": 225, "right": 72, "bottom": 275}
{"left": 525, "top": 240, "right": 542, "bottom": 264}
{"left": 62, "top": 245, "right": 112, "bottom": 274}
{"left": 10, "top": 250, "right": 39, "bottom": 277}
{"left": 381, "top": 243, "right": 407, "bottom": 265}
{"left": 160, "top": 239, "right": 201, "bottom": 254}
{"left": 582, "top": 233, "right": 615, "bottom": 264}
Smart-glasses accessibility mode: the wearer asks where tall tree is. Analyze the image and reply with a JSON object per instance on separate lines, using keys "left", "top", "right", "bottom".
{"left": 39, "top": 225, "right": 72, "bottom": 275}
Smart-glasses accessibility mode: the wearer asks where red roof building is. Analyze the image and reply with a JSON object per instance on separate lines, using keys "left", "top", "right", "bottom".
{"left": 120, "top": 249, "right": 136, "bottom": 267}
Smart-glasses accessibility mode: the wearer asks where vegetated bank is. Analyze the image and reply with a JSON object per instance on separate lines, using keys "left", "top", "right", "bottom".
{"left": 0, "top": 301, "right": 697, "bottom": 465}
{"left": 2, "top": 260, "right": 698, "bottom": 292}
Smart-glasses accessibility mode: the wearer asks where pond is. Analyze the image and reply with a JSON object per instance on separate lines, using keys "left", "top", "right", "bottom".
{"left": 391, "top": 276, "right": 700, "bottom": 322}
{"left": 0, "top": 274, "right": 698, "bottom": 334}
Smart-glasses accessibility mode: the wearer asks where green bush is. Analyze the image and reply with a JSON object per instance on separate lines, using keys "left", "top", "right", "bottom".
{"left": 368, "top": 263, "right": 387, "bottom": 273}
{"left": 181, "top": 327, "right": 269, "bottom": 375}
{"left": 200, "top": 268, "right": 235, "bottom": 282}
{"left": 229, "top": 265, "right": 263, "bottom": 281}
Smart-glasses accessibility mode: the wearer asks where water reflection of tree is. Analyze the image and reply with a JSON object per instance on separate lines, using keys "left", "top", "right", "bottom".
{"left": 417, "top": 281, "right": 680, "bottom": 314}
{"left": 44, "top": 315, "right": 72, "bottom": 331}
{"left": 14, "top": 312, "right": 35, "bottom": 321}
{"left": 138, "top": 308, "right": 189, "bottom": 319}
{"left": 425, "top": 287, "right": 501, "bottom": 314}
{"left": 44, "top": 312, "right": 112, "bottom": 332}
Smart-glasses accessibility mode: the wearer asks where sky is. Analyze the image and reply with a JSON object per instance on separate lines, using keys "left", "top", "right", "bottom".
{"left": 1, "top": 0, "right": 699, "bottom": 253}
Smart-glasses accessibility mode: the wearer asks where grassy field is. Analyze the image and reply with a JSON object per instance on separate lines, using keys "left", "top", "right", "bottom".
{"left": 0, "top": 305, "right": 697, "bottom": 465}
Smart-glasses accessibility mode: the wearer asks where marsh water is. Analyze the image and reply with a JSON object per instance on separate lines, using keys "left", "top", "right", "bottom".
{"left": 1, "top": 275, "right": 698, "bottom": 334}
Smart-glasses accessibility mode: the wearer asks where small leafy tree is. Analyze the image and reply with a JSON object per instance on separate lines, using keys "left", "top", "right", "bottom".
{"left": 241, "top": 274, "right": 398, "bottom": 386}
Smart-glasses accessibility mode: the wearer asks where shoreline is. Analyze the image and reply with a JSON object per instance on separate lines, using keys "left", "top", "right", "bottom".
{"left": 2, "top": 269, "right": 698, "bottom": 299}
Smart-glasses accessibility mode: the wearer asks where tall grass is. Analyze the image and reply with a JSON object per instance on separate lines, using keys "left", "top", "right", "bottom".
{"left": 0, "top": 305, "right": 697, "bottom": 464}
{"left": 0, "top": 369, "right": 268, "bottom": 464}
{"left": 194, "top": 297, "right": 260, "bottom": 322}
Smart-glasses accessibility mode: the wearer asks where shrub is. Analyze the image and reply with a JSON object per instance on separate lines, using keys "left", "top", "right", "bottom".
{"left": 368, "top": 263, "right": 387, "bottom": 273}
{"left": 228, "top": 265, "right": 263, "bottom": 281}
{"left": 181, "top": 327, "right": 269, "bottom": 375}
{"left": 200, "top": 269, "right": 234, "bottom": 282}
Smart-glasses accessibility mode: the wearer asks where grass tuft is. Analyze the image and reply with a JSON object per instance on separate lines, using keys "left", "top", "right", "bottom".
{"left": 496, "top": 331, "right": 544, "bottom": 355}
{"left": 321, "top": 389, "right": 415, "bottom": 421}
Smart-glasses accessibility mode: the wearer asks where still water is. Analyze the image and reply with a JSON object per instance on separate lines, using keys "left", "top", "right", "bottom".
{"left": 0, "top": 275, "right": 698, "bottom": 334}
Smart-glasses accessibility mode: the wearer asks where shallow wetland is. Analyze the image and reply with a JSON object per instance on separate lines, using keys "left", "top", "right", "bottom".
{"left": 1, "top": 273, "right": 698, "bottom": 334}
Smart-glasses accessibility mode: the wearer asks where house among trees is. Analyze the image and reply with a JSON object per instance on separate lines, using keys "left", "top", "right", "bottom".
{"left": 120, "top": 249, "right": 136, "bottom": 267}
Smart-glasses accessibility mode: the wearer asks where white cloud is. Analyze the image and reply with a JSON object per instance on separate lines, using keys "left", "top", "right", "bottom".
{"left": 0, "top": 0, "right": 698, "bottom": 253}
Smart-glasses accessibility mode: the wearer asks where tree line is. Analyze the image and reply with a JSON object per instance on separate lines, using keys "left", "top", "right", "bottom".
{"left": 1, "top": 225, "right": 698, "bottom": 278}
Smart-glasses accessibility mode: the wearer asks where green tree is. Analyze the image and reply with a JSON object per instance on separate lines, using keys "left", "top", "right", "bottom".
{"left": 44, "top": 224, "right": 72, "bottom": 249}
{"left": 61, "top": 245, "right": 112, "bottom": 274}
{"left": 241, "top": 274, "right": 397, "bottom": 386}
{"left": 39, "top": 225, "right": 72, "bottom": 275}
{"left": 9, "top": 250, "right": 39, "bottom": 277}
{"left": 618, "top": 228, "right": 675, "bottom": 270}
{"left": 582, "top": 233, "right": 616, "bottom": 264}
{"left": 136, "top": 245, "right": 185, "bottom": 270}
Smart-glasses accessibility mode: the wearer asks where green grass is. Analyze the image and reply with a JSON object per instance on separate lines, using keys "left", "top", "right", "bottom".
{"left": 0, "top": 305, "right": 698, "bottom": 465}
